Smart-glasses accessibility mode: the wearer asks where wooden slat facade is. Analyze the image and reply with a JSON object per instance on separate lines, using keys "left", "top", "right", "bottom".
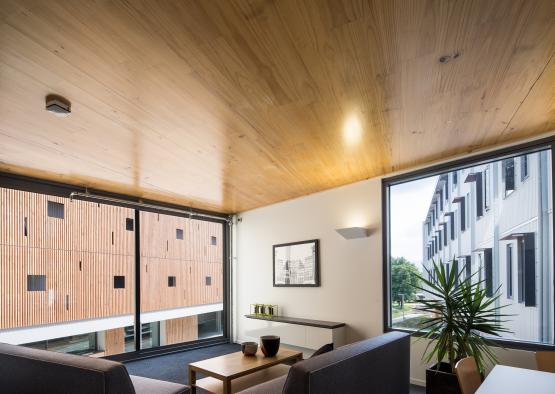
{"left": 140, "top": 211, "right": 224, "bottom": 312}
{"left": 164, "top": 316, "right": 198, "bottom": 346}
{"left": 104, "top": 327, "right": 125, "bottom": 356}
{"left": 0, "top": 187, "right": 223, "bottom": 332}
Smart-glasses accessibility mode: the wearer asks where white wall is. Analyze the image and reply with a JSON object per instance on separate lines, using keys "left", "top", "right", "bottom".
{"left": 233, "top": 176, "right": 538, "bottom": 386}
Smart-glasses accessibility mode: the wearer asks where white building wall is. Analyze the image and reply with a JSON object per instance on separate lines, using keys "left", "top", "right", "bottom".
{"left": 422, "top": 151, "right": 552, "bottom": 343}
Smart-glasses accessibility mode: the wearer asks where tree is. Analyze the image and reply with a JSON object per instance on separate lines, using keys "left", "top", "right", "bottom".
{"left": 391, "top": 256, "right": 421, "bottom": 304}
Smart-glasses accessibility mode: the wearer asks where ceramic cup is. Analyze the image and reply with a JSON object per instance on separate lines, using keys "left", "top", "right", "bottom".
{"left": 241, "top": 341, "right": 258, "bottom": 356}
{"left": 260, "top": 335, "right": 280, "bottom": 357}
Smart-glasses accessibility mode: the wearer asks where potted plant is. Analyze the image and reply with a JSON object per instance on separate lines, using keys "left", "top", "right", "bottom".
{"left": 414, "top": 260, "right": 510, "bottom": 394}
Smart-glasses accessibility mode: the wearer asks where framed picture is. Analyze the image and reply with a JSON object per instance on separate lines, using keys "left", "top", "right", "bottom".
{"left": 273, "top": 239, "right": 320, "bottom": 287}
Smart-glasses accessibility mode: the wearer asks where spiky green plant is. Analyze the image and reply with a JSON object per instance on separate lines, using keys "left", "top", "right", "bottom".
{"left": 414, "top": 260, "right": 511, "bottom": 373}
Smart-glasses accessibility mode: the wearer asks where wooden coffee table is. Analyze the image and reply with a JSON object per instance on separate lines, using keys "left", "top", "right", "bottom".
{"left": 188, "top": 347, "right": 302, "bottom": 394}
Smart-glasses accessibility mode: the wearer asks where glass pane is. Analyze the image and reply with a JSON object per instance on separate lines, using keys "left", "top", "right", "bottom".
{"left": 140, "top": 212, "right": 224, "bottom": 349}
{"left": 0, "top": 187, "right": 136, "bottom": 356}
{"left": 389, "top": 150, "right": 554, "bottom": 345}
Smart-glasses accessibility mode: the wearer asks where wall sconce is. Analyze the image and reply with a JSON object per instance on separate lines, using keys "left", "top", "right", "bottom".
{"left": 335, "top": 227, "right": 371, "bottom": 239}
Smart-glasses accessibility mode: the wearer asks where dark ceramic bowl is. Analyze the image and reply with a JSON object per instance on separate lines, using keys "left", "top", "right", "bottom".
{"left": 241, "top": 341, "right": 258, "bottom": 356}
{"left": 260, "top": 335, "right": 280, "bottom": 357}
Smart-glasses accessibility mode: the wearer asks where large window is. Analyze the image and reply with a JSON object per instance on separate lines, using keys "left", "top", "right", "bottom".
{"left": 139, "top": 211, "right": 224, "bottom": 350}
{"left": 384, "top": 144, "right": 554, "bottom": 347}
{"left": 0, "top": 180, "right": 228, "bottom": 357}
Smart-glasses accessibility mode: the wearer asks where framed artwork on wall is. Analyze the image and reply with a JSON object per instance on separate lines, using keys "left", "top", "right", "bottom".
{"left": 273, "top": 239, "right": 320, "bottom": 287}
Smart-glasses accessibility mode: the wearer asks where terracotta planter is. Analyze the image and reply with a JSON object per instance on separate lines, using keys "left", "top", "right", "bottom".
{"left": 426, "top": 362, "right": 461, "bottom": 394}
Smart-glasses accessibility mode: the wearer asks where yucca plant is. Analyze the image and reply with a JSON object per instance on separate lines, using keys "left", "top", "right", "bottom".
{"left": 415, "top": 260, "right": 511, "bottom": 373}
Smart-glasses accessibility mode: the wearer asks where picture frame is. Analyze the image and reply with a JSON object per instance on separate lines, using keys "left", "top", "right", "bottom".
{"left": 273, "top": 239, "right": 320, "bottom": 287}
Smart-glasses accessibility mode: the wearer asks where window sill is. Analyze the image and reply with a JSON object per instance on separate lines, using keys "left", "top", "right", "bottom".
{"left": 385, "top": 326, "right": 555, "bottom": 351}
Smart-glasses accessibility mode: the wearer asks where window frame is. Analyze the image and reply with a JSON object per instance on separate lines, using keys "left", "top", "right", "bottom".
{"left": 382, "top": 136, "right": 555, "bottom": 351}
{"left": 506, "top": 243, "right": 513, "bottom": 299}
{"left": 521, "top": 155, "right": 529, "bottom": 181}
{"left": 0, "top": 171, "right": 232, "bottom": 361}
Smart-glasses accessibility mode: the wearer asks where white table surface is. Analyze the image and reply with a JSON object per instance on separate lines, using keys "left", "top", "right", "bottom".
{"left": 476, "top": 365, "right": 555, "bottom": 394}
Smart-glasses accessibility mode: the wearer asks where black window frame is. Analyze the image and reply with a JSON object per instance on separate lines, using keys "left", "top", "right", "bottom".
{"left": 382, "top": 136, "right": 555, "bottom": 351}
{"left": 503, "top": 158, "right": 516, "bottom": 196}
{"left": 483, "top": 166, "right": 491, "bottom": 211}
{"left": 506, "top": 243, "right": 513, "bottom": 299}
{"left": 176, "top": 228, "right": 184, "bottom": 240}
{"left": 484, "top": 248, "right": 493, "bottom": 297}
{"left": 521, "top": 155, "right": 529, "bottom": 181}
{"left": 0, "top": 171, "right": 232, "bottom": 361}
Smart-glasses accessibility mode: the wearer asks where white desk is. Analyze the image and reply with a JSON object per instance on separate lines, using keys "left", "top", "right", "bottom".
{"left": 476, "top": 365, "right": 555, "bottom": 394}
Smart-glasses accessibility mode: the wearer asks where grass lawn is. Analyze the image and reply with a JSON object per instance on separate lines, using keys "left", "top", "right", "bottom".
{"left": 392, "top": 302, "right": 420, "bottom": 318}
{"left": 393, "top": 315, "right": 430, "bottom": 330}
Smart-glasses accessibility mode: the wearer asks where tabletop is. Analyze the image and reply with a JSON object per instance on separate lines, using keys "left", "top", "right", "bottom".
{"left": 188, "top": 347, "right": 302, "bottom": 379}
{"left": 476, "top": 365, "right": 555, "bottom": 394}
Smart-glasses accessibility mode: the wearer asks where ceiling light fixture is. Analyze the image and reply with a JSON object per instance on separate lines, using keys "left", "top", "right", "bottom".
{"left": 343, "top": 114, "right": 363, "bottom": 146}
{"left": 45, "top": 94, "right": 71, "bottom": 117}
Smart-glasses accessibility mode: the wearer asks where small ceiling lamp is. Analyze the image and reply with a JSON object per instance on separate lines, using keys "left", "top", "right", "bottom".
{"left": 45, "top": 94, "right": 71, "bottom": 117}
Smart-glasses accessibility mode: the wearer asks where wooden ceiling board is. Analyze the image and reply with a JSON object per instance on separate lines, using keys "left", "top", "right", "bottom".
{"left": 0, "top": 0, "right": 554, "bottom": 213}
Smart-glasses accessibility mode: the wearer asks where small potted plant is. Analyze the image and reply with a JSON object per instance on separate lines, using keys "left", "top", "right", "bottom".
{"left": 414, "top": 260, "right": 510, "bottom": 394}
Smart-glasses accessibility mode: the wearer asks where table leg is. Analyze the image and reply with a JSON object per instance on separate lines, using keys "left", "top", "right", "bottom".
{"left": 189, "top": 367, "right": 196, "bottom": 394}
{"left": 223, "top": 378, "right": 232, "bottom": 394}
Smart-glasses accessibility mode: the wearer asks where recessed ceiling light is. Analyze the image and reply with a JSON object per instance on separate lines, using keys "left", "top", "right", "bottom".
{"left": 45, "top": 94, "right": 71, "bottom": 117}
{"left": 343, "top": 114, "right": 363, "bottom": 146}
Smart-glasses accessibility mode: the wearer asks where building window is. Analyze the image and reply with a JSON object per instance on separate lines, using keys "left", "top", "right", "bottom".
{"left": 517, "top": 234, "right": 536, "bottom": 307}
{"left": 114, "top": 276, "right": 125, "bottom": 289}
{"left": 168, "top": 276, "right": 176, "bottom": 287}
{"left": 47, "top": 201, "right": 64, "bottom": 219}
{"left": 211, "top": 236, "right": 217, "bottom": 246}
{"left": 205, "top": 276, "right": 212, "bottom": 286}
{"left": 27, "top": 275, "right": 46, "bottom": 291}
{"left": 176, "top": 228, "right": 184, "bottom": 240}
{"left": 453, "top": 171, "right": 458, "bottom": 188}
{"left": 465, "top": 192, "right": 471, "bottom": 227}
{"left": 475, "top": 172, "right": 484, "bottom": 218}
{"left": 484, "top": 167, "right": 490, "bottom": 211}
{"left": 24, "top": 217, "right": 28, "bottom": 236}
{"left": 126, "top": 218, "right": 134, "bottom": 231}
{"left": 503, "top": 158, "right": 515, "bottom": 196}
{"left": 507, "top": 244, "right": 513, "bottom": 299}
{"left": 385, "top": 146, "right": 552, "bottom": 347}
{"left": 521, "top": 155, "right": 529, "bottom": 180}
{"left": 484, "top": 249, "right": 493, "bottom": 297}
{"left": 464, "top": 256, "right": 472, "bottom": 281}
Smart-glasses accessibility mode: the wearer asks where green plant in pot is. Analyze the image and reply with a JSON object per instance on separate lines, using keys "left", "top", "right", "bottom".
{"left": 414, "top": 260, "right": 510, "bottom": 394}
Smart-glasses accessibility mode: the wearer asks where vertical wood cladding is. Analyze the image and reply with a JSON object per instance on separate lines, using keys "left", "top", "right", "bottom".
{"left": 0, "top": 187, "right": 224, "bottom": 331}
{"left": 164, "top": 315, "right": 198, "bottom": 345}
{"left": 104, "top": 327, "right": 125, "bottom": 356}
{"left": 140, "top": 211, "right": 224, "bottom": 312}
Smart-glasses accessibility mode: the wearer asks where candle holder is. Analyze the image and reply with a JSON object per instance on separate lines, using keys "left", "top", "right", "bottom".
{"left": 250, "top": 304, "right": 278, "bottom": 317}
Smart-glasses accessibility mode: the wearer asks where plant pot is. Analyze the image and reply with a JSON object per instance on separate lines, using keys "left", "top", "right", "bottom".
{"left": 426, "top": 362, "right": 461, "bottom": 394}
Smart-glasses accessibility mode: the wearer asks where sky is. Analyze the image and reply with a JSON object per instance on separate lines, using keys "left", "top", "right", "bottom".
{"left": 390, "top": 175, "right": 439, "bottom": 267}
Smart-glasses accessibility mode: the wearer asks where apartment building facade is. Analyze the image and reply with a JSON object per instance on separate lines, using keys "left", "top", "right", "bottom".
{"left": 422, "top": 150, "right": 553, "bottom": 344}
{"left": 0, "top": 187, "right": 224, "bottom": 356}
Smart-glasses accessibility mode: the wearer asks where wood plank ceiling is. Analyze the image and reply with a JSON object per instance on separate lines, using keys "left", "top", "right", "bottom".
{"left": 0, "top": 0, "right": 554, "bottom": 213}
